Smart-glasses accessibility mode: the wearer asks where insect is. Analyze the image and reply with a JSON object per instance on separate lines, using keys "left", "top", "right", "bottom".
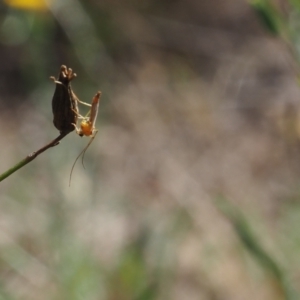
{"left": 69, "top": 91, "right": 101, "bottom": 185}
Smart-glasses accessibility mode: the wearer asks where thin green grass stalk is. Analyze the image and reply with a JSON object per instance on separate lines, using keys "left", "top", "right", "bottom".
{"left": 250, "top": 0, "right": 300, "bottom": 73}
{"left": 0, "top": 132, "right": 68, "bottom": 182}
{"left": 250, "top": 0, "right": 282, "bottom": 35}
{"left": 215, "top": 196, "right": 298, "bottom": 300}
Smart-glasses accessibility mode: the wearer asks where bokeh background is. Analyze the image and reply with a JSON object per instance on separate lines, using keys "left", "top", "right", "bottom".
{"left": 1, "top": 0, "right": 300, "bottom": 299}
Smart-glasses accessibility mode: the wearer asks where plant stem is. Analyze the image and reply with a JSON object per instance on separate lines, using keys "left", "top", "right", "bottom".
{"left": 0, "top": 132, "right": 69, "bottom": 182}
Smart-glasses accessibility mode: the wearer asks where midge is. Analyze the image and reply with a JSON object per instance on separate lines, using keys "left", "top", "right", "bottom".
{"left": 76, "top": 91, "right": 101, "bottom": 138}
{"left": 69, "top": 91, "right": 101, "bottom": 185}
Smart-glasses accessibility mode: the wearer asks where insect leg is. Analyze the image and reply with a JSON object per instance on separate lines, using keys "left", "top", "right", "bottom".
{"left": 68, "top": 130, "right": 98, "bottom": 186}
{"left": 72, "top": 92, "right": 92, "bottom": 107}
{"left": 81, "top": 130, "right": 98, "bottom": 168}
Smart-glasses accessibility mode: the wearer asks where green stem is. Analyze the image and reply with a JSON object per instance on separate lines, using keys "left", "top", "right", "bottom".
{"left": 0, "top": 132, "right": 69, "bottom": 182}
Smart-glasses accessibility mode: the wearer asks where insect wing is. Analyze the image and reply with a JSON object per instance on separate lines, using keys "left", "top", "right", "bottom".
{"left": 90, "top": 92, "right": 101, "bottom": 129}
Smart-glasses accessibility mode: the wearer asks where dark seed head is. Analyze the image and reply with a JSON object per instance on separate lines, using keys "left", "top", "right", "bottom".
{"left": 51, "top": 65, "right": 79, "bottom": 134}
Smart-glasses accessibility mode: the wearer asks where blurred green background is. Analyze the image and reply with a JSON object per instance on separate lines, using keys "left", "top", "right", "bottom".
{"left": 1, "top": 0, "right": 300, "bottom": 299}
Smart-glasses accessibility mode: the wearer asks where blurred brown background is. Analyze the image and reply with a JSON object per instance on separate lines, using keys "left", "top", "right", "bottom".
{"left": 1, "top": 0, "right": 300, "bottom": 299}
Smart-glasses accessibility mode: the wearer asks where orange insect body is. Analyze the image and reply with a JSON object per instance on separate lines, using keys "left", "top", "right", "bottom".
{"left": 80, "top": 121, "right": 93, "bottom": 136}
